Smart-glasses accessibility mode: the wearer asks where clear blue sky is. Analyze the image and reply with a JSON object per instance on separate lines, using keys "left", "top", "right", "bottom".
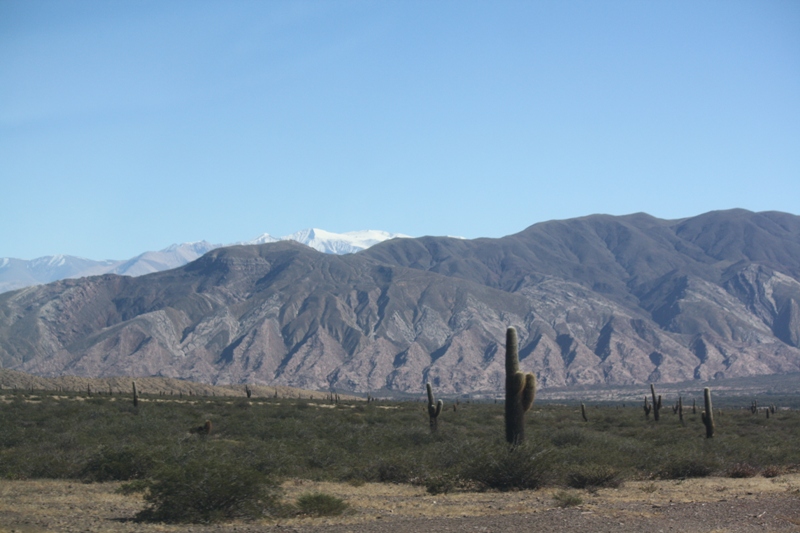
{"left": 2, "top": 1, "right": 799, "bottom": 260}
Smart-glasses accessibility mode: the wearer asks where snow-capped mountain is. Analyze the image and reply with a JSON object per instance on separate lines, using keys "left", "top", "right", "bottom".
{"left": 0, "top": 229, "right": 409, "bottom": 294}
{"left": 241, "top": 229, "right": 409, "bottom": 254}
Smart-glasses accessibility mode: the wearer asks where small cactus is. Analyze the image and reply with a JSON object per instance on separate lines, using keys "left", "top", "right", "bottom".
{"left": 581, "top": 402, "right": 588, "bottom": 422}
{"left": 426, "top": 383, "right": 443, "bottom": 432}
{"left": 643, "top": 396, "right": 651, "bottom": 418}
{"left": 505, "top": 327, "right": 536, "bottom": 446}
{"left": 701, "top": 387, "right": 714, "bottom": 438}
{"left": 245, "top": 385, "right": 252, "bottom": 398}
{"left": 678, "top": 395, "right": 684, "bottom": 425}
{"left": 132, "top": 381, "right": 138, "bottom": 408}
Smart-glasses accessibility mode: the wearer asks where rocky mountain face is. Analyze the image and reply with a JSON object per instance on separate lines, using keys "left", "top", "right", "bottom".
{"left": 1, "top": 209, "right": 799, "bottom": 394}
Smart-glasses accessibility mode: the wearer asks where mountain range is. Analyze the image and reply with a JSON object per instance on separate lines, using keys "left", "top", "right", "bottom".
{"left": 1, "top": 209, "right": 799, "bottom": 395}
{"left": 0, "top": 229, "right": 408, "bottom": 294}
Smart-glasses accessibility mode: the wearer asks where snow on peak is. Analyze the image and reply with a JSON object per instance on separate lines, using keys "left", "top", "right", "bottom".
{"left": 239, "top": 233, "right": 280, "bottom": 246}
{"left": 160, "top": 241, "right": 218, "bottom": 254}
{"left": 29, "top": 255, "right": 68, "bottom": 268}
{"left": 279, "top": 228, "right": 409, "bottom": 254}
{"left": 238, "top": 229, "right": 407, "bottom": 254}
{"left": 0, "top": 258, "right": 8, "bottom": 269}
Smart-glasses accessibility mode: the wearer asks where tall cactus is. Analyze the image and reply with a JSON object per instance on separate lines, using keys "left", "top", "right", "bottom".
{"left": 505, "top": 327, "right": 536, "bottom": 446}
{"left": 643, "top": 395, "right": 652, "bottom": 418}
{"left": 132, "top": 381, "right": 138, "bottom": 408}
{"left": 701, "top": 387, "right": 714, "bottom": 438}
{"left": 426, "top": 382, "right": 443, "bottom": 432}
{"left": 581, "top": 402, "right": 588, "bottom": 422}
{"left": 650, "top": 384, "right": 662, "bottom": 422}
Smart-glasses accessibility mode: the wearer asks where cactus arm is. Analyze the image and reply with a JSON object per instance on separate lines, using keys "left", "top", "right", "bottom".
{"left": 426, "top": 382, "right": 442, "bottom": 432}
{"left": 650, "top": 384, "right": 661, "bottom": 421}
{"left": 522, "top": 373, "right": 536, "bottom": 412}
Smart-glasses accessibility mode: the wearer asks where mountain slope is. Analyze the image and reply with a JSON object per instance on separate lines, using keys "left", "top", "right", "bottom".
{"left": 1, "top": 210, "right": 799, "bottom": 393}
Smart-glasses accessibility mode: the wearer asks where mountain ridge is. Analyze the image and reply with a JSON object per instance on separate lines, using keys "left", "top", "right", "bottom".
{"left": 0, "top": 229, "right": 409, "bottom": 294}
{"left": 1, "top": 209, "right": 799, "bottom": 394}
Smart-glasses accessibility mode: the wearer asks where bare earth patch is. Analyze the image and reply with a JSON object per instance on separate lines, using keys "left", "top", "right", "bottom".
{"left": 1, "top": 476, "right": 799, "bottom": 533}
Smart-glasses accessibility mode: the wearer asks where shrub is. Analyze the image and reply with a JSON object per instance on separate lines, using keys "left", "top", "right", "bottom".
{"left": 553, "top": 490, "right": 583, "bottom": 507}
{"left": 566, "top": 465, "right": 623, "bottom": 489}
{"left": 762, "top": 465, "right": 783, "bottom": 478}
{"left": 423, "top": 473, "right": 459, "bottom": 495}
{"left": 550, "top": 428, "right": 586, "bottom": 448}
{"left": 124, "top": 450, "right": 281, "bottom": 523}
{"left": 81, "top": 445, "right": 154, "bottom": 482}
{"left": 375, "top": 457, "right": 416, "bottom": 483}
{"left": 659, "top": 458, "right": 714, "bottom": 480}
{"left": 727, "top": 463, "right": 758, "bottom": 478}
{"left": 296, "top": 492, "right": 349, "bottom": 516}
{"left": 461, "top": 442, "right": 553, "bottom": 491}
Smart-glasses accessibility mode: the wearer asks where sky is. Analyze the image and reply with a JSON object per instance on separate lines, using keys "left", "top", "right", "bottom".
{"left": 1, "top": 1, "right": 799, "bottom": 261}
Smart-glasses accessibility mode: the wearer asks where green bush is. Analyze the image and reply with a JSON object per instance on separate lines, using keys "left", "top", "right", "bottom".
{"left": 374, "top": 457, "right": 417, "bottom": 483}
{"left": 124, "top": 447, "right": 281, "bottom": 523}
{"left": 550, "top": 428, "right": 586, "bottom": 447}
{"left": 81, "top": 445, "right": 154, "bottom": 482}
{"left": 566, "top": 465, "right": 623, "bottom": 489}
{"left": 659, "top": 458, "right": 714, "bottom": 480}
{"left": 553, "top": 490, "right": 583, "bottom": 507}
{"left": 295, "top": 492, "right": 349, "bottom": 516}
{"left": 423, "top": 472, "right": 459, "bottom": 494}
{"left": 461, "top": 442, "right": 553, "bottom": 491}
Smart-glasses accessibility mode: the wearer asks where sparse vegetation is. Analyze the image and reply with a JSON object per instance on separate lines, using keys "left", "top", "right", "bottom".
{"left": 295, "top": 492, "right": 349, "bottom": 516}
{"left": 1, "top": 387, "right": 799, "bottom": 523}
{"left": 553, "top": 490, "right": 583, "bottom": 507}
{"left": 120, "top": 443, "right": 282, "bottom": 523}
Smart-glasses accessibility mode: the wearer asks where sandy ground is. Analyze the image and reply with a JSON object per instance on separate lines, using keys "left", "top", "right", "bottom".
{"left": 1, "top": 475, "right": 799, "bottom": 533}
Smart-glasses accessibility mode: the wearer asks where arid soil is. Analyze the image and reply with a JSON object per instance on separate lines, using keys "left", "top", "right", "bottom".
{"left": 1, "top": 475, "right": 799, "bottom": 533}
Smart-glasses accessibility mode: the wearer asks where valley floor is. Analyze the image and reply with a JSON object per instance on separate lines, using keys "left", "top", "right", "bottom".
{"left": 1, "top": 475, "right": 799, "bottom": 533}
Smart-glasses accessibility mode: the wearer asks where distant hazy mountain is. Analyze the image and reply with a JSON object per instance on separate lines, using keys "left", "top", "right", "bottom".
{"left": 2, "top": 210, "right": 799, "bottom": 394}
{"left": 0, "top": 229, "right": 408, "bottom": 294}
{"left": 0, "top": 255, "right": 122, "bottom": 294}
{"left": 108, "top": 241, "right": 220, "bottom": 277}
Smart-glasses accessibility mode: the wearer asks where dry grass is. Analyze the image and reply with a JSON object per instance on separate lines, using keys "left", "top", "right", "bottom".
{"left": 2, "top": 475, "right": 799, "bottom": 532}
